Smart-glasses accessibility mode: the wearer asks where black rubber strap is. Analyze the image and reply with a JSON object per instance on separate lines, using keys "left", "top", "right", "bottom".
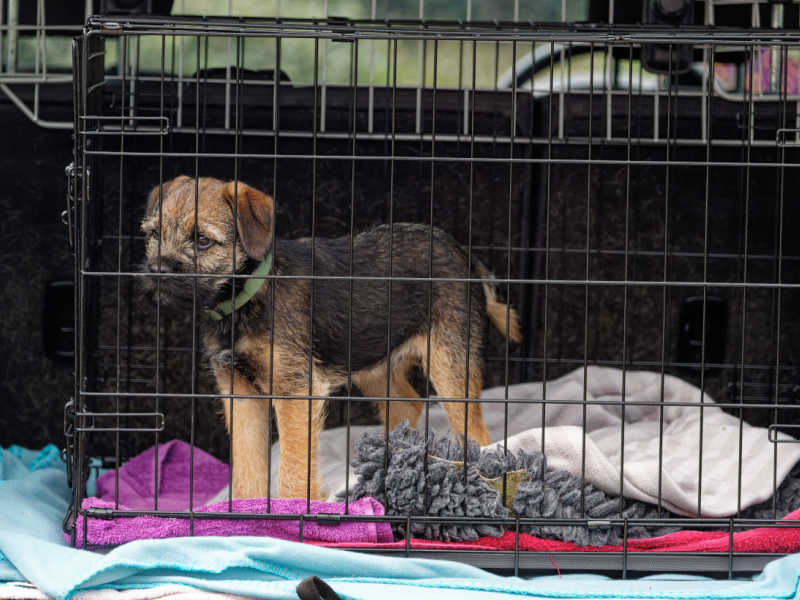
{"left": 296, "top": 576, "right": 343, "bottom": 600}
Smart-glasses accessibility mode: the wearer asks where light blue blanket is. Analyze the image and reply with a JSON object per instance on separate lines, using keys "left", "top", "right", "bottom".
{"left": 4, "top": 445, "right": 800, "bottom": 600}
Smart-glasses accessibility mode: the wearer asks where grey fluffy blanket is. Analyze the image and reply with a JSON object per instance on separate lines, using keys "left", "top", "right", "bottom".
{"left": 346, "top": 421, "right": 800, "bottom": 546}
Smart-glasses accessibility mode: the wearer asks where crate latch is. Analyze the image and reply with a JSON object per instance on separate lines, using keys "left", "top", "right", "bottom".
{"left": 63, "top": 398, "right": 75, "bottom": 485}
{"left": 73, "top": 409, "right": 166, "bottom": 433}
{"left": 63, "top": 162, "right": 88, "bottom": 251}
{"left": 768, "top": 424, "right": 800, "bottom": 443}
{"left": 315, "top": 513, "right": 342, "bottom": 525}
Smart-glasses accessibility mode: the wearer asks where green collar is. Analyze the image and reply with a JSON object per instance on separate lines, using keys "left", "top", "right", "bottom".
{"left": 205, "top": 251, "right": 273, "bottom": 322}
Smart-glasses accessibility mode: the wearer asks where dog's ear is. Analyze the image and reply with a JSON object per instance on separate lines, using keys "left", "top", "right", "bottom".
{"left": 145, "top": 175, "right": 191, "bottom": 216}
{"left": 222, "top": 180, "right": 274, "bottom": 260}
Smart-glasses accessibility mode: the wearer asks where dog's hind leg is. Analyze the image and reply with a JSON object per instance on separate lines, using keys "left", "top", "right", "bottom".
{"left": 382, "top": 373, "right": 423, "bottom": 431}
{"left": 424, "top": 325, "right": 491, "bottom": 447}
{"left": 355, "top": 354, "right": 423, "bottom": 430}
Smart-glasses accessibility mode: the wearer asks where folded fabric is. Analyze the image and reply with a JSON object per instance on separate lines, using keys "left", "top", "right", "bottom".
{"left": 479, "top": 367, "right": 800, "bottom": 517}
{"left": 348, "top": 421, "right": 800, "bottom": 545}
{"left": 311, "top": 367, "right": 800, "bottom": 517}
{"left": 95, "top": 440, "right": 230, "bottom": 510}
{"left": 348, "top": 422, "right": 508, "bottom": 542}
{"left": 0, "top": 445, "right": 67, "bottom": 583}
{"left": 0, "top": 582, "right": 47, "bottom": 600}
{"left": 0, "top": 583, "right": 254, "bottom": 600}
{"left": 468, "top": 504, "right": 800, "bottom": 554}
{"left": 0, "top": 556, "right": 23, "bottom": 585}
{"left": 0, "top": 442, "right": 494, "bottom": 600}
{"left": 347, "top": 422, "right": 678, "bottom": 544}
{"left": 0, "top": 444, "right": 63, "bottom": 479}
{"left": 8, "top": 443, "right": 800, "bottom": 600}
{"left": 314, "top": 504, "right": 800, "bottom": 554}
{"left": 73, "top": 441, "right": 392, "bottom": 547}
{"left": 72, "top": 496, "right": 393, "bottom": 548}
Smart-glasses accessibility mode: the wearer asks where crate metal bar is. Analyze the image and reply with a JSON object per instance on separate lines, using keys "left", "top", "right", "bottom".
{"left": 151, "top": 33, "right": 167, "bottom": 513}
{"left": 0, "top": 83, "right": 72, "bottom": 128}
{"left": 771, "top": 43, "right": 790, "bottom": 518}
{"left": 737, "top": 44, "right": 757, "bottom": 517}
{"left": 5, "top": 0, "right": 15, "bottom": 73}
{"left": 379, "top": 32, "right": 392, "bottom": 505}
{"left": 579, "top": 43, "right": 595, "bottom": 518}
{"left": 618, "top": 43, "right": 633, "bottom": 522}
{"left": 79, "top": 270, "right": 800, "bottom": 290}
{"left": 309, "top": 36, "right": 320, "bottom": 512}
{"left": 112, "top": 33, "right": 128, "bottom": 510}
{"left": 74, "top": 508, "right": 800, "bottom": 528}
{"left": 84, "top": 18, "right": 800, "bottom": 45}
{"left": 97, "top": 233, "right": 800, "bottom": 262}
{"left": 538, "top": 38, "right": 556, "bottom": 473}
{"left": 344, "top": 37, "right": 358, "bottom": 512}
{"left": 415, "top": 0, "right": 423, "bottom": 135}
{"left": 320, "top": 0, "right": 328, "bottom": 132}
{"left": 427, "top": 34, "right": 439, "bottom": 498}
{"left": 367, "top": 0, "right": 376, "bottom": 133}
{"left": 75, "top": 389, "right": 800, "bottom": 412}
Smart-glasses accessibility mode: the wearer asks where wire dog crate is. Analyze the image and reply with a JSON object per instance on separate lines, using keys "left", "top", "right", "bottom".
{"left": 65, "top": 12, "right": 800, "bottom": 577}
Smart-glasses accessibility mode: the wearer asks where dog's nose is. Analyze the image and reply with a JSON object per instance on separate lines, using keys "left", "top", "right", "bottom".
{"left": 148, "top": 261, "right": 173, "bottom": 274}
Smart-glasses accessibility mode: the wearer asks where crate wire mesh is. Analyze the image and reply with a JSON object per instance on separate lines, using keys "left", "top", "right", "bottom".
{"left": 66, "top": 12, "right": 800, "bottom": 576}
{"left": 0, "top": 0, "right": 93, "bottom": 129}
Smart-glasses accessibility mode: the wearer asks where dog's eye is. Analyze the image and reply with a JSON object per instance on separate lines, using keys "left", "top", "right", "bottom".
{"left": 195, "top": 235, "right": 215, "bottom": 250}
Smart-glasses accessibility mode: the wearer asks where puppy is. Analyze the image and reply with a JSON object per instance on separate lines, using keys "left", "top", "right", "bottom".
{"left": 141, "top": 176, "right": 522, "bottom": 500}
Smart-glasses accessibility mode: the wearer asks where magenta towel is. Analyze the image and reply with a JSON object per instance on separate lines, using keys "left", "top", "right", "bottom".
{"left": 71, "top": 440, "right": 393, "bottom": 548}
{"left": 72, "top": 495, "right": 393, "bottom": 548}
{"left": 96, "top": 440, "right": 230, "bottom": 510}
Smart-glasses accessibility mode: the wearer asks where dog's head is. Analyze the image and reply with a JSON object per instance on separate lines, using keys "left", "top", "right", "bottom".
{"left": 141, "top": 175, "right": 274, "bottom": 306}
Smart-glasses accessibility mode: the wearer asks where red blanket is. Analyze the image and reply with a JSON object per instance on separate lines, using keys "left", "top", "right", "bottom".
{"left": 312, "top": 506, "right": 800, "bottom": 553}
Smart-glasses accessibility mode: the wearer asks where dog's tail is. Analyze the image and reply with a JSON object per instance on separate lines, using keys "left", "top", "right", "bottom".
{"left": 473, "top": 260, "right": 522, "bottom": 344}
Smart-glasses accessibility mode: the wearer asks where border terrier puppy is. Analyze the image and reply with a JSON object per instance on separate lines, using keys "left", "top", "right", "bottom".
{"left": 141, "top": 176, "right": 522, "bottom": 500}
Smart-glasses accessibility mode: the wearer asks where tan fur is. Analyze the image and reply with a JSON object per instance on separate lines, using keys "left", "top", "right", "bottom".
{"left": 352, "top": 333, "right": 489, "bottom": 445}
{"left": 353, "top": 337, "right": 424, "bottom": 430}
{"left": 426, "top": 323, "right": 491, "bottom": 446}
{"left": 142, "top": 177, "right": 249, "bottom": 277}
{"left": 211, "top": 331, "right": 333, "bottom": 500}
{"left": 483, "top": 282, "right": 522, "bottom": 344}
{"left": 213, "top": 369, "right": 271, "bottom": 500}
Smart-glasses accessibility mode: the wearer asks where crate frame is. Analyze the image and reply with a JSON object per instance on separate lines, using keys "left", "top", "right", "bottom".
{"left": 66, "top": 15, "right": 800, "bottom": 577}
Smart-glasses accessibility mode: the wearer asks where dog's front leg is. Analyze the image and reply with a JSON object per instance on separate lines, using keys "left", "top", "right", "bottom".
{"left": 273, "top": 394, "right": 325, "bottom": 500}
{"left": 212, "top": 356, "right": 270, "bottom": 500}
